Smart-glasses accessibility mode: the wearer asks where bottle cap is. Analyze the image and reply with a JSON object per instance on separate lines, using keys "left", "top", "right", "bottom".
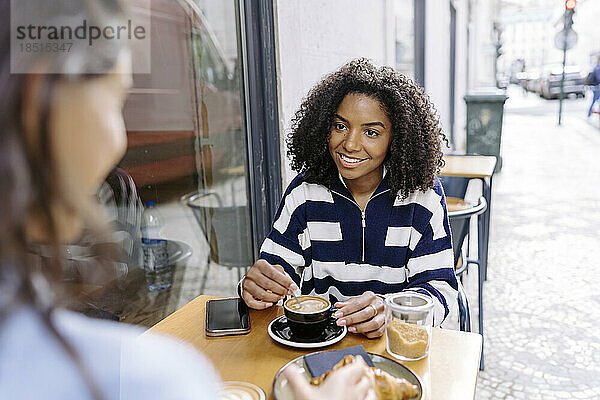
{"left": 145, "top": 201, "right": 155, "bottom": 207}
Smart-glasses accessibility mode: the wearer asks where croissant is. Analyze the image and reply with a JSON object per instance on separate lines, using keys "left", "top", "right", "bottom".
{"left": 310, "top": 355, "right": 420, "bottom": 400}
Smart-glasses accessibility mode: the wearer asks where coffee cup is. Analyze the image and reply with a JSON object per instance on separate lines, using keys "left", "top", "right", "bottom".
{"left": 283, "top": 295, "right": 334, "bottom": 339}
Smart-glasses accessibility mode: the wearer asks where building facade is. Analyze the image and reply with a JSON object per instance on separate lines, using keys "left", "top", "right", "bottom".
{"left": 498, "top": 0, "right": 600, "bottom": 75}
{"left": 276, "top": 0, "right": 498, "bottom": 185}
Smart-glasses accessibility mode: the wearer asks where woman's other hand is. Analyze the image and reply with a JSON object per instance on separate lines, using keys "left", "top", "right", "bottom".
{"left": 284, "top": 357, "right": 375, "bottom": 400}
{"left": 333, "top": 291, "right": 385, "bottom": 338}
{"left": 241, "top": 259, "right": 298, "bottom": 310}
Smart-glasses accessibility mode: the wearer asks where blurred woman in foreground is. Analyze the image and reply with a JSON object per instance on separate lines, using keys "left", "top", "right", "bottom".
{"left": 0, "top": 1, "right": 371, "bottom": 399}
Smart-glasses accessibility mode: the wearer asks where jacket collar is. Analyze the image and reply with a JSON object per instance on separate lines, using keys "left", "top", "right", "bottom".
{"left": 330, "top": 167, "right": 390, "bottom": 199}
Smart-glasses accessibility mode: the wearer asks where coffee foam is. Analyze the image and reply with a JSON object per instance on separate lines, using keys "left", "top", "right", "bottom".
{"left": 285, "top": 296, "right": 329, "bottom": 313}
{"left": 219, "top": 382, "right": 264, "bottom": 400}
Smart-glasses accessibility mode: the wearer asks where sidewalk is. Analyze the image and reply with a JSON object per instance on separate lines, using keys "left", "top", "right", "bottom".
{"left": 469, "top": 99, "right": 600, "bottom": 399}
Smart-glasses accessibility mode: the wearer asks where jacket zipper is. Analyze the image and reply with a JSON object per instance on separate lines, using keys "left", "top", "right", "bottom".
{"left": 361, "top": 211, "right": 366, "bottom": 262}
{"left": 330, "top": 188, "right": 390, "bottom": 262}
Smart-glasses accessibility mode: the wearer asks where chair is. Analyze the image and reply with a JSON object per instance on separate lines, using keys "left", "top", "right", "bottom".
{"left": 441, "top": 175, "right": 471, "bottom": 331}
{"left": 440, "top": 175, "right": 469, "bottom": 199}
{"left": 442, "top": 154, "right": 497, "bottom": 283}
{"left": 448, "top": 195, "right": 487, "bottom": 330}
{"left": 101, "top": 168, "right": 193, "bottom": 273}
{"left": 441, "top": 162, "right": 493, "bottom": 371}
{"left": 98, "top": 167, "right": 144, "bottom": 264}
{"left": 49, "top": 167, "right": 143, "bottom": 285}
{"left": 182, "top": 190, "right": 253, "bottom": 293}
{"left": 59, "top": 168, "right": 145, "bottom": 320}
{"left": 442, "top": 175, "right": 489, "bottom": 330}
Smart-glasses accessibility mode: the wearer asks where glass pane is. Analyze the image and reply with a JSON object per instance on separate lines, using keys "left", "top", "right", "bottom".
{"left": 84, "top": 0, "right": 252, "bottom": 327}
{"left": 394, "top": 0, "right": 415, "bottom": 79}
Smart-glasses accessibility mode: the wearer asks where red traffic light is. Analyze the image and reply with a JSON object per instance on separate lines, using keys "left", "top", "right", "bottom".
{"left": 565, "top": 0, "right": 576, "bottom": 10}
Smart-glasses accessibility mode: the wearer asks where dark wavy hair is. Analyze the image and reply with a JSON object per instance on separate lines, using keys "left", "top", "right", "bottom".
{"left": 287, "top": 58, "right": 447, "bottom": 198}
{"left": 0, "top": 1, "right": 125, "bottom": 399}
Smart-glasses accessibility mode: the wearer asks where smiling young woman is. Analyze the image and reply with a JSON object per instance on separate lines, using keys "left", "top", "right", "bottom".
{"left": 241, "top": 59, "right": 458, "bottom": 339}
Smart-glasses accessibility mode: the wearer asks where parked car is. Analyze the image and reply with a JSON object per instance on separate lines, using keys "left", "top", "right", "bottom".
{"left": 525, "top": 70, "right": 541, "bottom": 93}
{"left": 515, "top": 71, "right": 528, "bottom": 89}
{"left": 539, "top": 65, "right": 585, "bottom": 99}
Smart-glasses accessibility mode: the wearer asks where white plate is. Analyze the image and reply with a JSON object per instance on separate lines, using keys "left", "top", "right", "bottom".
{"left": 267, "top": 316, "right": 347, "bottom": 349}
{"left": 272, "top": 352, "right": 423, "bottom": 400}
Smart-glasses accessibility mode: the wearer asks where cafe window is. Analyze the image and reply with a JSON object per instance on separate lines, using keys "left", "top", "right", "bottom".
{"left": 393, "top": 0, "right": 425, "bottom": 87}
{"left": 86, "top": 0, "right": 279, "bottom": 327}
{"left": 394, "top": 0, "right": 415, "bottom": 79}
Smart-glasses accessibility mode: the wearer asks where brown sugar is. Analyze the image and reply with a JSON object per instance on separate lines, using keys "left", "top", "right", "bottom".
{"left": 387, "top": 319, "right": 429, "bottom": 359}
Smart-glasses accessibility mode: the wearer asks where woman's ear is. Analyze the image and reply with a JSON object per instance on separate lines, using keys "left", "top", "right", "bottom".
{"left": 383, "top": 139, "right": 393, "bottom": 163}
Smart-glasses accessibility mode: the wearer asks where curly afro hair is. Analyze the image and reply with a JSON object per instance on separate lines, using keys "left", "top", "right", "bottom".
{"left": 287, "top": 58, "right": 447, "bottom": 198}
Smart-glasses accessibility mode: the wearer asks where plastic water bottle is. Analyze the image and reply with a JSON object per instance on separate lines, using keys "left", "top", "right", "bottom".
{"left": 141, "top": 201, "right": 171, "bottom": 291}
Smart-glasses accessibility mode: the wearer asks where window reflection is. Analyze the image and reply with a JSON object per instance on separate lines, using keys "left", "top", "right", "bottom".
{"left": 84, "top": 0, "right": 252, "bottom": 327}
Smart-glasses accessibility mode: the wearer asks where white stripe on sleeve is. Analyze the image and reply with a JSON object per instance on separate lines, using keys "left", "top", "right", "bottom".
{"left": 405, "top": 280, "right": 457, "bottom": 326}
{"left": 298, "top": 227, "right": 311, "bottom": 250}
{"left": 273, "top": 183, "right": 333, "bottom": 234}
{"left": 393, "top": 188, "right": 446, "bottom": 240}
{"left": 406, "top": 249, "right": 454, "bottom": 277}
{"left": 260, "top": 238, "right": 305, "bottom": 275}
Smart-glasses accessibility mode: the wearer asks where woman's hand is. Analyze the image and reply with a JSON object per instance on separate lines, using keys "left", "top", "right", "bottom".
{"left": 333, "top": 291, "right": 386, "bottom": 338}
{"left": 284, "top": 357, "right": 375, "bottom": 400}
{"left": 241, "top": 259, "right": 298, "bottom": 310}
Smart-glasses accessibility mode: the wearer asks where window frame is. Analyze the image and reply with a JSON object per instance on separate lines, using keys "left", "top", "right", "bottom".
{"left": 414, "top": 0, "right": 426, "bottom": 88}
{"left": 239, "top": 0, "right": 282, "bottom": 258}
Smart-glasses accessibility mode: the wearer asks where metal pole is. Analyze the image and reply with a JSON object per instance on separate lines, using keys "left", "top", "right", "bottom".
{"left": 558, "top": 16, "right": 568, "bottom": 125}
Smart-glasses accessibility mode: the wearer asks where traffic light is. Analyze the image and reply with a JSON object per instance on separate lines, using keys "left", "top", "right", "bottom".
{"left": 564, "top": 0, "right": 576, "bottom": 30}
{"left": 565, "top": 0, "right": 576, "bottom": 10}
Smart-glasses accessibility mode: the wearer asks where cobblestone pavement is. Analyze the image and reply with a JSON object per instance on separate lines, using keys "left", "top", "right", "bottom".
{"left": 470, "top": 91, "right": 600, "bottom": 399}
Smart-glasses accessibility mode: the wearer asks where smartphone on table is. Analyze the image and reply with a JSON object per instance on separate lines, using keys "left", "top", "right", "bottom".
{"left": 205, "top": 297, "right": 250, "bottom": 336}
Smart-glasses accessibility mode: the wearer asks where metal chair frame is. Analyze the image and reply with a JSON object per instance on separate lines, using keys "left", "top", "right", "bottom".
{"left": 448, "top": 195, "right": 487, "bottom": 370}
{"left": 182, "top": 191, "right": 251, "bottom": 293}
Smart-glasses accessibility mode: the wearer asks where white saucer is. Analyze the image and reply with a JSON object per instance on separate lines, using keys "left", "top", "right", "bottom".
{"left": 267, "top": 315, "right": 347, "bottom": 349}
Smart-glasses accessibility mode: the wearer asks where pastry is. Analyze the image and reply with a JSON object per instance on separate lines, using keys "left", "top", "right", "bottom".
{"left": 310, "top": 355, "right": 419, "bottom": 400}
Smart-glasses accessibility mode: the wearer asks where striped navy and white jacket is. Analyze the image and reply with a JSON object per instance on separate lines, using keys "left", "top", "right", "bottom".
{"left": 260, "top": 172, "right": 458, "bottom": 325}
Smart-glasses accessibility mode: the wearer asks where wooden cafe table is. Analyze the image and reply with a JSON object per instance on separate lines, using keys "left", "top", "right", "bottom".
{"left": 149, "top": 295, "right": 483, "bottom": 400}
